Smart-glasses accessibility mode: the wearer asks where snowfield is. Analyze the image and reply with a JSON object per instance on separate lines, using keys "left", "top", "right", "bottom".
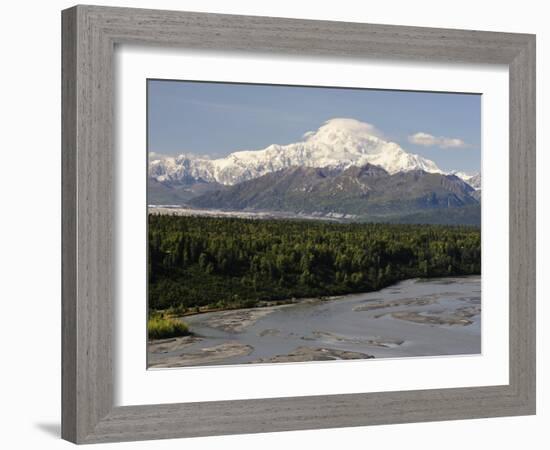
{"left": 148, "top": 118, "right": 480, "bottom": 188}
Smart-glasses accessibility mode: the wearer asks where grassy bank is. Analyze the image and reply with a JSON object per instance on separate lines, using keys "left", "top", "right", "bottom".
{"left": 147, "top": 315, "right": 190, "bottom": 340}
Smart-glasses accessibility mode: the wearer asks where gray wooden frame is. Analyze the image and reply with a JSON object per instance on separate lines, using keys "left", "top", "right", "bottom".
{"left": 62, "top": 4, "right": 536, "bottom": 444}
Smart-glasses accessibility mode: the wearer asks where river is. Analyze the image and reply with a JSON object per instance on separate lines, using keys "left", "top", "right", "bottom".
{"left": 148, "top": 276, "right": 481, "bottom": 368}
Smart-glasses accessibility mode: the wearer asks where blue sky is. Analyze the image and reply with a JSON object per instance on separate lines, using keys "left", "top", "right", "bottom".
{"left": 148, "top": 80, "right": 481, "bottom": 173}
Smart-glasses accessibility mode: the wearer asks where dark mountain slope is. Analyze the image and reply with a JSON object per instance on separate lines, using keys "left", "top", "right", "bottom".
{"left": 189, "top": 163, "right": 479, "bottom": 224}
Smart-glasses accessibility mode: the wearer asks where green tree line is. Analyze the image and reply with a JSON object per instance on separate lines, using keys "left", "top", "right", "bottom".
{"left": 148, "top": 215, "right": 481, "bottom": 312}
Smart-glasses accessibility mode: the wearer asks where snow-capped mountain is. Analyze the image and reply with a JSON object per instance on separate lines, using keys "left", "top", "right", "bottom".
{"left": 450, "top": 171, "right": 481, "bottom": 190}
{"left": 149, "top": 118, "right": 444, "bottom": 186}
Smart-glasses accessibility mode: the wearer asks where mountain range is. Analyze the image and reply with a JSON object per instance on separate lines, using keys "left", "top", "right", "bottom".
{"left": 148, "top": 118, "right": 481, "bottom": 225}
{"left": 189, "top": 164, "right": 480, "bottom": 225}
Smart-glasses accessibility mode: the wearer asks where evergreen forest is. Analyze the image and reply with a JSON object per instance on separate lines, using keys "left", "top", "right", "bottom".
{"left": 148, "top": 214, "right": 481, "bottom": 313}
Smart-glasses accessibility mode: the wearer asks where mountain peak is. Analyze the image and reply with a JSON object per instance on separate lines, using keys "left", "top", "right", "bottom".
{"left": 305, "top": 118, "right": 382, "bottom": 142}
{"left": 149, "top": 118, "right": 443, "bottom": 186}
{"left": 449, "top": 171, "right": 481, "bottom": 190}
{"left": 302, "top": 118, "right": 387, "bottom": 159}
{"left": 343, "top": 163, "right": 389, "bottom": 178}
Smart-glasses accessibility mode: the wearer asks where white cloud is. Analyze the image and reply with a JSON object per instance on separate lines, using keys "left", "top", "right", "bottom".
{"left": 408, "top": 132, "right": 467, "bottom": 149}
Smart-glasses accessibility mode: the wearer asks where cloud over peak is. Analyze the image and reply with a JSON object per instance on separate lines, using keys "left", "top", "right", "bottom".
{"left": 408, "top": 132, "right": 467, "bottom": 149}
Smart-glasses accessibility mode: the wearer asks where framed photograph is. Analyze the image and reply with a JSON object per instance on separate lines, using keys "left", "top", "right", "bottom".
{"left": 62, "top": 5, "right": 536, "bottom": 444}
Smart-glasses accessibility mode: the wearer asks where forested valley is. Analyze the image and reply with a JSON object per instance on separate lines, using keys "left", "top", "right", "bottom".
{"left": 148, "top": 215, "right": 481, "bottom": 314}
